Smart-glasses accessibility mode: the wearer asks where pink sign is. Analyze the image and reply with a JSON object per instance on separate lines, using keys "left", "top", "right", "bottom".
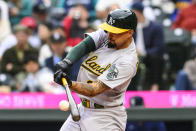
{"left": 1, "top": 91, "right": 196, "bottom": 109}
{"left": 0, "top": 93, "right": 78, "bottom": 109}
{"left": 124, "top": 91, "right": 196, "bottom": 108}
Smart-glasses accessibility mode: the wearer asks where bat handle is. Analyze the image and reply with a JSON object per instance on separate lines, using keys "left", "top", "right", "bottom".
{"left": 62, "top": 78, "right": 68, "bottom": 86}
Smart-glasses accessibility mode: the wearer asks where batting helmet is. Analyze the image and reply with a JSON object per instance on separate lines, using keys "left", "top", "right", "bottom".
{"left": 100, "top": 9, "right": 137, "bottom": 34}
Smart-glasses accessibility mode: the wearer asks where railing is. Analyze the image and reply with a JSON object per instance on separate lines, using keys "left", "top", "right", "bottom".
{"left": 0, "top": 108, "right": 196, "bottom": 131}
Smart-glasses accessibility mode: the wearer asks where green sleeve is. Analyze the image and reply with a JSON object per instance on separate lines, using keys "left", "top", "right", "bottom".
{"left": 66, "top": 36, "right": 96, "bottom": 63}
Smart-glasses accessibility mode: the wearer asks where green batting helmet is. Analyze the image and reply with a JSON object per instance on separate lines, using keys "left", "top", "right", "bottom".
{"left": 100, "top": 9, "right": 137, "bottom": 34}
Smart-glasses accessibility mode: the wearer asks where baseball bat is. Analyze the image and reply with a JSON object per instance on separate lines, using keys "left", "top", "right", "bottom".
{"left": 62, "top": 78, "right": 80, "bottom": 121}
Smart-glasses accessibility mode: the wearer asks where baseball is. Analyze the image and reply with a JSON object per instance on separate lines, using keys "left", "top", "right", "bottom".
{"left": 59, "top": 100, "right": 70, "bottom": 111}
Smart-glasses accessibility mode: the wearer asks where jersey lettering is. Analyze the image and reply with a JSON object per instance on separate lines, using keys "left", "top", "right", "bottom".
{"left": 82, "top": 55, "right": 111, "bottom": 76}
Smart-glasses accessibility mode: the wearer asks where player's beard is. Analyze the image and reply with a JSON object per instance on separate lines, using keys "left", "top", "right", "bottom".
{"left": 108, "top": 42, "right": 117, "bottom": 48}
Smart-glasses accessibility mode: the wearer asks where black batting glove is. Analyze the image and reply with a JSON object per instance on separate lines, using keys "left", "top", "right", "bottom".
{"left": 54, "top": 58, "right": 73, "bottom": 86}
{"left": 54, "top": 70, "right": 72, "bottom": 87}
{"left": 55, "top": 58, "right": 73, "bottom": 73}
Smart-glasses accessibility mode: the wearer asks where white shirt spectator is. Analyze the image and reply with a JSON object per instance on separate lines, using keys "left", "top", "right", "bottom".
{"left": 39, "top": 44, "right": 53, "bottom": 66}
{"left": 0, "top": 0, "right": 11, "bottom": 43}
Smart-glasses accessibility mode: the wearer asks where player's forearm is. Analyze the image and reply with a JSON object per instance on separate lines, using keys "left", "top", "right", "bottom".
{"left": 70, "top": 80, "right": 110, "bottom": 97}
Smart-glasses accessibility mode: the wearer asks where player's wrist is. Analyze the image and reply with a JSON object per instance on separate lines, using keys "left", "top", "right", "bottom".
{"left": 61, "top": 58, "right": 73, "bottom": 70}
{"left": 55, "top": 58, "right": 73, "bottom": 73}
{"left": 62, "top": 58, "right": 73, "bottom": 66}
{"left": 69, "top": 81, "right": 73, "bottom": 87}
{"left": 66, "top": 76, "right": 72, "bottom": 87}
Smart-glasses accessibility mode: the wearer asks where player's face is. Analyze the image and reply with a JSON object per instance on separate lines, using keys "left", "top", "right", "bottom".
{"left": 107, "top": 30, "right": 134, "bottom": 49}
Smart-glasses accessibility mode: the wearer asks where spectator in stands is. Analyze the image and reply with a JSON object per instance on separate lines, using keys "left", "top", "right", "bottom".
{"left": 45, "top": 32, "right": 67, "bottom": 72}
{"left": 38, "top": 22, "right": 53, "bottom": 66}
{"left": 0, "top": 0, "right": 11, "bottom": 43}
{"left": 172, "top": 0, "right": 196, "bottom": 31}
{"left": 0, "top": 18, "right": 40, "bottom": 60}
{"left": 95, "top": 0, "right": 120, "bottom": 20}
{"left": 20, "top": 16, "right": 41, "bottom": 49}
{"left": 0, "top": 24, "right": 38, "bottom": 77}
{"left": 47, "top": 7, "right": 67, "bottom": 27}
{"left": 132, "top": 0, "right": 156, "bottom": 21}
{"left": 192, "top": 30, "right": 196, "bottom": 53}
{"left": 131, "top": 2, "right": 165, "bottom": 91}
{"left": 126, "top": 96, "right": 167, "bottom": 131}
{"left": 32, "top": 3, "right": 48, "bottom": 25}
{"left": 51, "top": 25, "right": 66, "bottom": 37}
{"left": 36, "top": 0, "right": 65, "bottom": 8}
{"left": 172, "top": 0, "right": 196, "bottom": 61}
{"left": 17, "top": 53, "right": 54, "bottom": 92}
{"left": 175, "top": 55, "right": 196, "bottom": 90}
{"left": 62, "top": 4, "right": 90, "bottom": 47}
{"left": 7, "top": 0, "right": 34, "bottom": 27}
{"left": 63, "top": 0, "right": 97, "bottom": 20}
{"left": 85, "top": 21, "right": 99, "bottom": 33}
{"left": 170, "top": 0, "right": 191, "bottom": 21}
{"left": 0, "top": 73, "right": 15, "bottom": 93}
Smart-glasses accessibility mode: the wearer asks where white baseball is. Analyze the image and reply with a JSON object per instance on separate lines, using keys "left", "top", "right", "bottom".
{"left": 59, "top": 100, "right": 70, "bottom": 111}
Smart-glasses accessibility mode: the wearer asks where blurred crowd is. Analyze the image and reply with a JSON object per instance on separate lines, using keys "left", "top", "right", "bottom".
{"left": 0, "top": 0, "right": 196, "bottom": 94}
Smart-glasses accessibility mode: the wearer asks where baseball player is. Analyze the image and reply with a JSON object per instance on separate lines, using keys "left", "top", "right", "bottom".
{"left": 54, "top": 9, "right": 138, "bottom": 131}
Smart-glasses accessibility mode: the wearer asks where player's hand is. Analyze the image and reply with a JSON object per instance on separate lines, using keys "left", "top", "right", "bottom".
{"left": 55, "top": 58, "right": 72, "bottom": 73}
{"left": 54, "top": 70, "right": 72, "bottom": 86}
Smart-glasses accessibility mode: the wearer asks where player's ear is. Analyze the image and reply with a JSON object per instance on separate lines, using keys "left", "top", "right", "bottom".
{"left": 128, "top": 30, "right": 134, "bottom": 36}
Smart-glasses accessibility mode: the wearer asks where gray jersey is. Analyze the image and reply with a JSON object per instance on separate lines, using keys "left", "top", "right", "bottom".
{"left": 77, "top": 29, "right": 138, "bottom": 107}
